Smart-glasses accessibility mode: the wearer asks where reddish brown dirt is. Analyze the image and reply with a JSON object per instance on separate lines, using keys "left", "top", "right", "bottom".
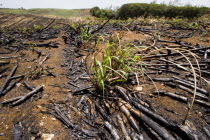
{"left": 182, "top": 36, "right": 210, "bottom": 46}
{"left": 0, "top": 13, "right": 210, "bottom": 140}
{"left": 0, "top": 31, "right": 72, "bottom": 139}
{"left": 0, "top": 13, "right": 71, "bottom": 29}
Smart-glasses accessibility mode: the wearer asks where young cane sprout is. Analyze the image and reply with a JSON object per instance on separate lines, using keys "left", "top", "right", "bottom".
{"left": 85, "top": 25, "right": 207, "bottom": 124}
{"left": 86, "top": 35, "right": 145, "bottom": 95}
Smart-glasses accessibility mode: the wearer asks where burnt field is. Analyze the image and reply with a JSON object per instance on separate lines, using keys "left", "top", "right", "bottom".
{"left": 0, "top": 13, "right": 210, "bottom": 140}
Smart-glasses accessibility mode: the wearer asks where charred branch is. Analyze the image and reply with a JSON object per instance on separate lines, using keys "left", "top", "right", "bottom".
{"left": 0, "top": 64, "right": 18, "bottom": 96}
{"left": 11, "top": 85, "right": 43, "bottom": 106}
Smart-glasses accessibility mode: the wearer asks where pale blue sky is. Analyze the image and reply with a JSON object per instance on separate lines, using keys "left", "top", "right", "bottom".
{"left": 0, "top": 0, "right": 209, "bottom": 9}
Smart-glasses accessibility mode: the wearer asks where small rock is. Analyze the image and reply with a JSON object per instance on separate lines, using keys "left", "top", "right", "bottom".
{"left": 41, "top": 133, "right": 54, "bottom": 140}
{"left": 40, "top": 109, "right": 47, "bottom": 112}
{"left": 135, "top": 86, "right": 143, "bottom": 91}
{"left": 131, "top": 80, "right": 136, "bottom": 84}
{"left": 51, "top": 118, "right": 56, "bottom": 121}
{"left": 149, "top": 94, "right": 153, "bottom": 97}
{"left": 195, "top": 111, "right": 202, "bottom": 116}
{"left": 31, "top": 136, "right": 35, "bottom": 140}
{"left": 5, "top": 125, "right": 8, "bottom": 129}
{"left": 16, "top": 83, "right": 22, "bottom": 87}
{"left": 0, "top": 133, "right": 5, "bottom": 136}
{"left": 40, "top": 121, "right": 44, "bottom": 126}
{"left": 85, "top": 108, "right": 89, "bottom": 114}
{"left": 36, "top": 105, "right": 42, "bottom": 109}
{"left": 158, "top": 70, "right": 162, "bottom": 74}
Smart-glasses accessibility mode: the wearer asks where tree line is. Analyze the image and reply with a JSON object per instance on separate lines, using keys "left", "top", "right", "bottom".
{"left": 90, "top": 3, "right": 210, "bottom": 19}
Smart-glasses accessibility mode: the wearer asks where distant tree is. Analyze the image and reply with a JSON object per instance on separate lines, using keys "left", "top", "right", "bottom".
{"left": 90, "top": 6, "right": 100, "bottom": 17}
{"left": 117, "top": 3, "right": 210, "bottom": 19}
{"left": 90, "top": 6, "right": 115, "bottom": 19}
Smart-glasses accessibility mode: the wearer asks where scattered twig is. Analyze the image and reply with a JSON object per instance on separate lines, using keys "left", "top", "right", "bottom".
{"left": 53, "top": 106, "right": 98, "bottom": 137}
{"left": 0, "top": 67, "right": 8, "bottom": 74}
{"left": 72, "top": 85, "right": 94, "bottom": 94}
{"left": 151, "top": 78, "right": 173, "bottom": 82}
{"left": 95, "top": 101, "right": 111, "bottom": 121}
{"left": 174, "top": 79, "right": 208, "bottom": 95}
{"left": 0, "top": 60, "right": 10, "bottom": 65}
{"left": 131, "top": 101, "right": 175, "bottom": 128}
{"left": 24, "top": 42, "right": 58, "bottom": 48}
{"left": 10, "top": 74, "right": 24, "bottom": 80}
{"left": 146, "top": 63, "right": 206, "bottom": 67}
{"left": 1, "top": 81, "right": 16, "bottom": 96}
{"left": 91, "top": 18, "right": 111, "bottom": 34}
{"left": 117, "top": 115, "right": 132, "bottom": 140}
{"left": 22, "top": 81, "right": 34, "bottom": 91}
{"left": 76, "top": 95, "right": 85, "bottom": 107}
{"left": 123, "top": 100, "right": 176, "bottom": 140}
{"left": 203, "top": 126, "right": 210, "bottom": 139}
{"left": 177, "top": 84, "right": 208, "bottom": 100}
{"left": 54, "top": 106, "right": 74, "bottom": 128}
{"left": 115, "top": 86, "right": 130, "bottom": 101}
{"left": 11, "top": 85, "right": 43, "bottom": 106}
{"left": 0, "top": 56, "right": 22, "bottom": 60}
{"left": 85, "top": 97, "right": 95, "bottom": 119}
{"left": 143, "top": 46, "right": 210, "bottom": 59}
{"left": 1, "top": 96, "right": 23, "bottom": 105}
{"left": 0, "top": 64, "right": 18, "bottom": 96}
{"left": 38, "top": 19, "right": 55, "bottom": 33}
{"left": 158, "top": 39, "right": 178, "bottom": 43}
{"left": 153, "top": 91, "right": 210, "bottom": 107}
{"left": 69, "top": 60, "right": 74, "bottom": 70}
{"left": 68, "top": 81, "right": 79, "bottom": 88}
{"left": 104, "top": 121, "right": 120, "bottom": 140}
{"left": 38, "top": 54, "right": 51, "bottom": 67}
{"left": 118, "top": 101, "right": 141, "bottom": 132}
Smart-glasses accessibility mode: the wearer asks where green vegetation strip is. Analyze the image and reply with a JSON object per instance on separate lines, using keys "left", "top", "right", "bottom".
{"left": 90, "top": 3, "right": 210, "bottom": 19}
{"left": 0, "top": 8, "right": 91, "bottom": 18}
